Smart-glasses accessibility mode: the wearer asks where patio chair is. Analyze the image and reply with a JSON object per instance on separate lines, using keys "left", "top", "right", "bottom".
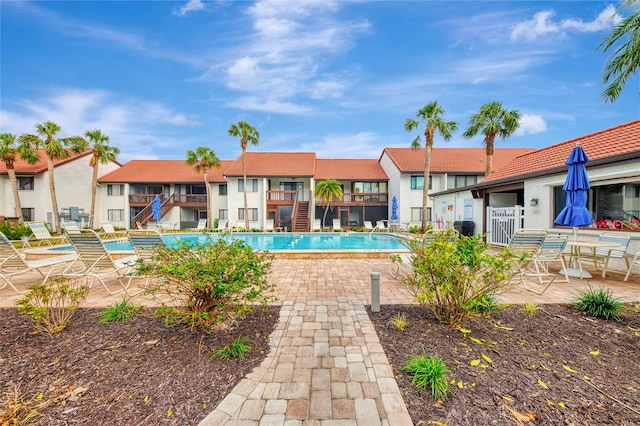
{"left": 364, "top": 221, "right": 374, "bottom": 231}
{"left": 62, "top": 220, "right": 81, "bottom": 234}
{"left": 0, "top": 231, "right": 76, "bottom": 294}
{"left": 99, "top": 220, "right": 123, "bottom": 240}
{"left": 375, "top": 220, "right": 388, "bottom": 232}
{"left": 506, "top": 229, "right": 555, "bottom": 295}
{"left": 212, "top": 219, "right": 228, "bottom": 232}
{"left": 27, "top": 222, "right": 66, "bottom": 246}
{"left": 312, "top": 219, "right": 322, "bottom": 232}
{"left": 264, "top": 219, "right": 275, "bottom": 232}
{"left": 62, "top": 229, "right": 138, "bottom": 295}
{"left": 332, "top": 219, "right": 343, "bottom": 232}
{"left": 576, "top": 232, "right": 631, "bottom": 278}
{"left": 189, "top": 219, "right": 208, "bottom": 232}
{"left": 126, "top": 230, "right": 166, "bottom": 289}
{"left": 624, "top": 249, "right": 640, "bottom": 282}
{"left": 534, "top": 234, "right": 570, "bottom": 283}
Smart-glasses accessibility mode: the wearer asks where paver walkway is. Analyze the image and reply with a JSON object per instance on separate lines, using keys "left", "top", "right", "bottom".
{"left": 2, "top": 257, "right": 639, "bottom": 425}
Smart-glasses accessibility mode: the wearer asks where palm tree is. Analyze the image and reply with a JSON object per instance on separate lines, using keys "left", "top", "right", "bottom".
{"left": 228, "top": 121, "right": 260, "bottom": 230}
{"left": 19, "top": 121, "right": 86, "bottom": 232}
{"left": 405, "top": 101, "right": 458, "bottom": 230}
{"left": 599, "top": 0, "right": 640, "bottom": 102}
{"left": 0, "top": 133, "right": 40, "bottom": 221}
{"left": 186, "top": 146, "right": 221, "bottom": 229}
{"left": 314, "top": 179, "right": 344, "bottom": 228}
{"left": 463, "top": 101, "right": 520, "bottom": 177}
{"left": 84, "top": 130, "right": 120, "bottom": 229}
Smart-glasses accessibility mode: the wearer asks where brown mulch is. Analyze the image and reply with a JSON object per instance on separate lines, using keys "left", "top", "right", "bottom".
{"left": 370, "top": 304, "right": 640, "bottom": 426}
{"left": 0, "top": 306, "right": 280, "bottom": 425}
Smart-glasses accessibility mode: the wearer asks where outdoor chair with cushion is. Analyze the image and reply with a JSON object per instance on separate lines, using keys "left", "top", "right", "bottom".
{"left": 264, "top": 219, "right": 275, "bottom": 232}
{"left": 576, "top": 232, "right": 631, "bottom": 278}
{"left": 62, "top": 229, "right": 138, "bottom": 295}
{"left": 0, "top": 231, "right": 76, "bottom": 293}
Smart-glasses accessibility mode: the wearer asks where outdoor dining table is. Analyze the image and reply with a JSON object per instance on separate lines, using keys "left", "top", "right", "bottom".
{"left": 561, "top": 240, "right": 623, "bottom": 279}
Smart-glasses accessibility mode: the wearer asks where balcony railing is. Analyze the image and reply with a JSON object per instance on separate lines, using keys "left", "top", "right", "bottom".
{"left": 267, "top": 190, "right": 298, "bottom": 204}
{"left": 314, "top": 192, "right": 388, "bottom": 206}
{"left": 129, "top": 194, "right": 207, "bottom": 205}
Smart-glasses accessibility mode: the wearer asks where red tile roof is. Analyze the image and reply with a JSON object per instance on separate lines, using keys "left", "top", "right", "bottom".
{"left": 481, "top": 119, "right": 640, "bottom": 185}
{"left": 381, "top": 147, "right": 533, "bottom": 174}
{"left": 0, "top": 149, "right": 92, "bottom": 174}
{"left": 224, "top": 152, "right": 316, "bottom": 177}
{"left": 99, "top": 160, "right": 233, "bottom": 183}
{"left": 315, "top": 159, "right": 388, "bottom": 180}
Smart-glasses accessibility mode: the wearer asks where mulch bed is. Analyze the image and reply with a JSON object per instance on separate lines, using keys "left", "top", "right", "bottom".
{"left": 0, "top": 306, "right": 280, "bottom": 425}
{"left": 370, "top": 304, "right": 640, "bottom": 426}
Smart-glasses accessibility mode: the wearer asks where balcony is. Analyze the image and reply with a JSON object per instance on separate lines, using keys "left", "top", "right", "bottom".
{"left": 267, "top": 190, "right": 298, "bottom": 205}
{"left": 315, "top": 192, "right": 388, "bottom": 206}
{"left": 128, "top": 194, "right": 207, "bottom": 206}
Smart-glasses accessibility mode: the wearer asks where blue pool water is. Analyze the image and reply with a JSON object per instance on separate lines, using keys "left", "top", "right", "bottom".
{"left": 49, "top": 233, "right": 407, "bottom": 252}
{"left": 166, "top": 232, "right": 407, "bottom": 251}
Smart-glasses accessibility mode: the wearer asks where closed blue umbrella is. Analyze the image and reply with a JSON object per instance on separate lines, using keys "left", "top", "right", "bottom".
{"left": 554, "top": 143, "right": 593, "bottom": 278}
{"left": 151, "top": 195, "right": 162, "bottom": 221}
{"left": 391, "top": 196, "right": 399, "bottom": 221}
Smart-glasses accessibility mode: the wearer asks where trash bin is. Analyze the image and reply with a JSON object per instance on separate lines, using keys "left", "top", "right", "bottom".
{"left": 453, "top": 220, "right": 475, "bottom": 236}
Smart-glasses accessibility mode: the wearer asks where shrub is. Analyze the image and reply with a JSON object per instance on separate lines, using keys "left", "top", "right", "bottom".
{"left": 0, "top": 220, "right": 32, "bottom": 241}
{"left": 522, "top": 301, "right": 538, "bottom": 316}
{"left": 136, "top": 239, "right": 274, "bottom": 330}
{"left": 467, "top": 293, "right": 502, "bottom": 313}
{"left": 389, "top": 312, "right": 409, "bottom": 331}
{"left": 402, "top": 231, "right": 517, "bottom": 327}
{"left": 98, "top": 297, "right": 142, "bottom": 323}
{"left": 16, "top": 277, "right": 89, "bottom": 335}
{"left": 210, "top": 335, "right": 252, "bottom": 360}
{"left": 0, "top": 383, "right": 39, "bottom": 425}
{"left": 401, "top": 349, "right": 450, "bottom": 400}
{"left": 573, "top": 286, "right": 624, "bottom": 321}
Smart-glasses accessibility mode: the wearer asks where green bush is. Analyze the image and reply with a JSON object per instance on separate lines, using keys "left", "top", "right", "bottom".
{"left": 467, "top": 293, "right": 502, "bottom": 313}
{"left": 401, "top": 349, "right": 450, "bottom": 400}
{"left": 98, "top": 297, "right": 142, "bottom": 323}
{"left": 136, "top": 239, "right": 274, "bottom": 330}
{"left": 573, "top": 286, "right": 624, "bottom": 321}
{"left": 16, "top": 277, "right": 89, "bottom": 335}
{"left": 0, "top": 221, "right": 32, "bottom": 240}
{"left": 210, "top": 335, "right": 252, "bottom": 360}
{"left": 402, "top": 231, "right": 517, "bottom": 327}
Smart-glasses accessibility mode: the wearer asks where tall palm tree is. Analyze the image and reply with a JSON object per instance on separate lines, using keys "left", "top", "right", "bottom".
{"left": 186, "top": 146, "right": 221, "bottom": 229}
{"left": 314, "top": 179, "right": 344, "bottom": 228}
{"left": 83, "top": 130, "right": 120, "bottom": 229}
{"left": 463, "top": 101, "right": 520, "bottom": 177}
{"left": 0, "top": 133, "right": 40, "bottom": 221}
{"left": 19, "top": 121, "right": 86, "bottom": 232}
{"left": 228, "top": 121, "right": 260, "bottom": 229}
{"left": 404, "top": 101, "right": 458, "bottom": 230}
{"left": 599, "top": 0, "right": 640, "bottom": 102}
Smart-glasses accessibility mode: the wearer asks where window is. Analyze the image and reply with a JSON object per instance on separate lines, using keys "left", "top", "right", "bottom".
{"left": 18, "top": 177, "right": 34, "bottom": 191}
{"left": 238, "top": 208, "right": 258, "bottom": 221}
{"left": 238, "top": 179, "right": 259, "bottom": 192}
{"left": 553, "top": 182, "right": 640, "bottom": 231}
{"left": 410, "top": 176, "right": 431, "bottom": 190}
{"left": 21, "top": 208, "right": 34, "bottom": 222}
{"left": 410, "top": 207, "right": 432, "bottom": 222}
{"left": 107, "top": 209, "right": 124, "bottom": 221}
{"left": 353, "top": 181, "right": 387, "bottom": 193}
{"left": 107, "top": 184, "right": 124, "bottom": 196}
{"left": 219, "top": 184, "right": 228, "bottom": 196}
{"left": 218, "top": 209, "right": 228, "bottom": 220}
{"left": 447, "top": 175, "right": 478, "bottom": 189}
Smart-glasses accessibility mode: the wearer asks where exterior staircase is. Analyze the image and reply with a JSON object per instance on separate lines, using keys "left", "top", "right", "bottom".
{"left": 293, "top": 201, "right": 310, "bottom": 232}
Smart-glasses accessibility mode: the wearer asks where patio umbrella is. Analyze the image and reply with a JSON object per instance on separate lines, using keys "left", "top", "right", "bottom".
{"left": 554, "top": 143, "right": 593, "bottom": 277}
{"left": 391, "top": 196, "right": 399, "bottom": 221}
{"left": 151, "top": 195, "right": 162, "bottom": 221}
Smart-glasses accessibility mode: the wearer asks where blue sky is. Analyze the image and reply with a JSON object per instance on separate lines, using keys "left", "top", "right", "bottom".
{"left": 1, "top": 0, "right": 638, "bottom": 163}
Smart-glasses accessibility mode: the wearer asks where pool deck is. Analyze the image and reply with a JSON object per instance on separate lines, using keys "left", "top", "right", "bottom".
{"left": 2, "top": 257, "right": 639, "bottom": 425}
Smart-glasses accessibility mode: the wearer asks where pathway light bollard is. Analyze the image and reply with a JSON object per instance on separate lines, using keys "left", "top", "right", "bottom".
{"left": 370, "top": 272, "right": 380, "bottom": 312}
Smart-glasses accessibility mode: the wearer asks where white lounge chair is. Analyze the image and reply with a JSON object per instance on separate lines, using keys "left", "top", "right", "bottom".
{"left": 375, "top": 220, "right": 388, "bottom": 232}
{"left": 62, "top": 229, "right": 138, "bottom": 295}
{"left": 364, "top": 221, "right": 374, "bottom": 231}
{"left": 624, "top": 249, "right": 640, "bottom": 281}
{"left": 99, "top": 220, "right": 123, "bottom": 239}
{"left": 0, "top": 231, "right": 76, "bottom": 293}
{"left": 534, "top": 234, "right": 570, "bottom": 284}
{"left": 264, "top": 219, "right": 275, "bottom": 232}
{"left": 212, "top": 220, "right": 228, "bottom": 232}
{"left": 62, "top": 221, "right": 81, "bottom": 234}
{"left": 27, "top": 222, "right": 66, "bottom": 246}
{"left": 189, "top": 218, "right": 208, "bottom": 232}
{"left": 506, "top": 229, "right": 555, "bottom": 295}
{"left": 312, "top": 219, "right": 322, "bottom": 232}
{"left": 332, "top": 219, "right": 343, "bottom": 232}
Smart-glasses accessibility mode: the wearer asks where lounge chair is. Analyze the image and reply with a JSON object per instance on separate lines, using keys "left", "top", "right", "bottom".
{"left": 99, "top": 220, "right": 123, "bottom": 240}
{"left": 534, "top": 234, "right": 570, "bottom": 283}
{"left": 375, "top": 220, "right": 388, "bottom": 232}
{"left": 27, "top": 222, "right": 66, "bottom": 246}
{"left": 332, "top": 219, "right": 343, "bottom": 232}
{"left": 312, "top": 219, "right": 322, "bottom": 232}
{"left": 62, "top": 229, "right": 138, "bottom": 295}
{"left": 364, "top": 221, "right": 374, "bottom": 231}
{"left": 506, "top": 229, "right": 555, "bottom": 295}
{"left": 62, "top": 221, "right": 81, "bottom": 234}
{"left": 127, "top": 230, "right": 165, "bottom": 289}
{"left": 264, "top": 219, "right": 275, "bottom": 232}
{"left": 212, "top": 220, "right": 228, "bottom": 232}
{"left": 0, "top": 231, "right": 76, "bottom": 293}
{"left": 189, "top": 218, "right": 208, "bottom": 232}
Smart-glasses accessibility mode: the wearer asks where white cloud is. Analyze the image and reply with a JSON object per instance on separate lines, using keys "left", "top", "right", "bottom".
{"left": 297, "top": 131, "right": 385, "bottom": 158}
{"left": 511, "top": 5, "right": 620, "bottom": 42}
{"left": 174, "top": 0, "right": 206, "bottom": 17}
{"left": 227, "top": 97, "right": 312, "bottom": 115}
{"left": 515, "top": 113, "right": 547, "bottom": 136}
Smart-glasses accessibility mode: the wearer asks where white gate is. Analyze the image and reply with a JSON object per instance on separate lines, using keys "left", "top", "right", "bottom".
{"left": 486, "top": 206, "right": 525, "bottom": 246}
